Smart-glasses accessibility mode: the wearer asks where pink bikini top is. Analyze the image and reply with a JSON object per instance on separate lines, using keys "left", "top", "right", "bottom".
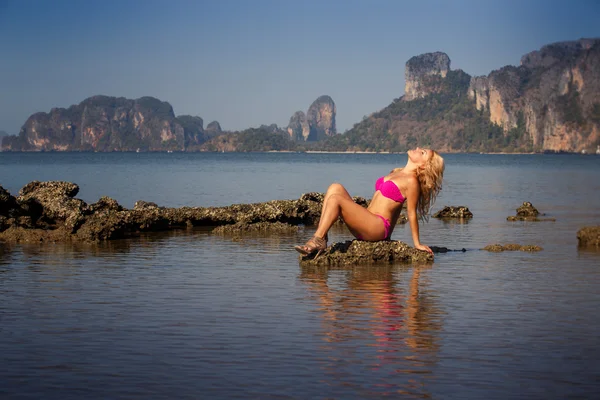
{"left": 375, "top": 176, "right": 406, "bottom": 203}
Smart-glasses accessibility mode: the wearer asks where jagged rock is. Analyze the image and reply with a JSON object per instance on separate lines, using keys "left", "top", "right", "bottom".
{"left": 178, "top": 115, "right": 206, "bottom": 147}
{"left": 287, "top": 111, "right": 310, "bottom": 141}
{"left": 299, "top": 240, "right": 433, "bottom": 266}
{"left": 404, "top": 52, "right": 451, "bottom": 101}
{"left": 17, "top": 181, "right": 88, "bottom": 232}
{"left": 433, "top": 206, "right": 473, "bottom": 219}
{"left": 306, "top": 95, "right": 336, "bottom": 141}
{"left": 75, "top": 210, "right": 129, "bottom": 241}
{"left": 577, "top": 226, "right": 600, "bottom": 247}
{"left": 89, "top": 197, "right": 123, "bottom": 213}
{"left": 0, "top": 181, "right": 394, "bottom": 243}
{"left": 205, "top": 121, "right": 222, "bottom": 135}
{"left": 134, "top": 200, "right": 160, "bottom": 210}
{"left": 213, "top": 221, "right": 298, "bottom": 235}
{"left": 516, "top": 201, "right": 540, "bottom": 217}
{"left": 482, "top": 244, "right": 543, "bottom": 252}
{"left": 507, "top": 201, "right": 555, "bottom": 221}
{"left": 0, "top": 185, "right": 18, "bottom": 216}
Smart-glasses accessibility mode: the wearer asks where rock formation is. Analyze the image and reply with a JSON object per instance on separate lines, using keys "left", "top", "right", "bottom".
{"left": 1, "top": 96, "right": 215, "bottom": 152}
{"left": 306, "top": 95, "right": 337, "bottom": 141}
{"left": 205, "top": 121, "right": 222, "bottom": 135}
{"left": 298, "top": 240, "right": 434, "bottom": 266}
{"left": 287, "top": 111, "right": 310, "bottom": 141}
{"left": 468, "top": 38, "right": 600, "bottom": 153}
{"left": 482, "top": 244, "right": 543, "bottom": 252}
{"left": 507, "top": 201, "right": 555, "bottom": 222}
{"left": 577, "top": 226, "right": 600, "bottom": 247}
{"left": 343, "top": 38, "right": 600, "bottom": 154}
{"left": 403, "top": 52, "right": 451, "bottom": 101}
{"left": 288, "top": 96, "right": 337, "bottom": 142}
{"left": 433, "top": 206, "right": 473, "bottom": 219}
{"left": 0, "top": 183, "right": 369, "bottom": 243}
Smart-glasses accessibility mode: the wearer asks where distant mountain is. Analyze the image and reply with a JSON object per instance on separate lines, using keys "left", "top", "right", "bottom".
{"left": 4, "top": 38, "right": 599, "bottom": 153}
{"left": 321, "top": 38, "right": 600, "bottom": 153}
{"left": 287, "top": 96, "right": 337, "bottom": 142}
{"left": 0, "top": 130, "right": 8, "bottom": 138}
{"left": 1, "top": 96, "right": 213, "bottom": 152}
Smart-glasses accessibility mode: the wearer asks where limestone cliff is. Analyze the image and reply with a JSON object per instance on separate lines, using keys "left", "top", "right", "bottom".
{"left": 468, "top": 38, "right": 600, "bottom": 152}
{"left": 1, "top": 96, "right": 211, "bottom": 152}
{"left": 287, "top": 111, "right": 310, "bottom": 141}
{"left": 404, "top": 52, "right": 450, "bottom": 101}
{"left": 287, "top": 96, "right": 337, "bottom": 142}
{"left": 306, "top": 95, "right": 337, "bottom": 141}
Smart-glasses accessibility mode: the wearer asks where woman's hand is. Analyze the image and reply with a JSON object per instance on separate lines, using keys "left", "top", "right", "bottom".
{"left": 415, "top": 244, "right": 433, "bottom": 255}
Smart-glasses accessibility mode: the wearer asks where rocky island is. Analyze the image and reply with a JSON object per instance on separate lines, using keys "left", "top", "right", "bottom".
{"left": 2, "top": 38, "right": 599, "bottom": 154}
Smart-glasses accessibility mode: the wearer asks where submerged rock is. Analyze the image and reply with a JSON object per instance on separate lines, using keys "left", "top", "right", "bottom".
{"left": 577, "top": 226, "right": 600, "bottom": 247}
{"left": 213, "top": 221, "right": 298, "bottom": 235}
{"left": 482, "top": 243, "right": 543, "bottom": 252}
{"left": 507, "top": 202, "right": 555, "bottom": 221}
{"left": 433, "top": 206, "right": 473, "bottom": 219}
{"left": 298, "top": 240, "right": 433, "bottom": 266}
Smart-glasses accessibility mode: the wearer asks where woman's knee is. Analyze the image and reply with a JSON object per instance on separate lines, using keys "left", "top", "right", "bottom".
{"left": 326, "top": 182, "right": 346, "bottom": 195}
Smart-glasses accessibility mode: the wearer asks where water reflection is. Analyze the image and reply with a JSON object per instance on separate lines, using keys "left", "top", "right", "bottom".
{"left": 299, "top": 264, "right": 443, "bottom": 398}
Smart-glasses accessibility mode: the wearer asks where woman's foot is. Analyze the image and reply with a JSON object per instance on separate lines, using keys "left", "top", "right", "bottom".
{"left": 294, "top": 235, "right": 327, "bottom": 257}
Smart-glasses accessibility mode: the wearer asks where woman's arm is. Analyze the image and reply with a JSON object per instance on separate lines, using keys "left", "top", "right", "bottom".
{"left": 404, "top": 177, "right": 433, "bottom": 254}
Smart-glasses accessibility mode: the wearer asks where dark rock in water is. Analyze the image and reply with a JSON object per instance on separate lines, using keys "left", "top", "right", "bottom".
{"left": 433, "top": 206, "right": 473, "bottom": 219}
{"left": 0, "top": 182, "right": 337, "bottom": 243}
{"left": 507, "top": 202, "right": 555, "bottom": 221}
{"left": 430, "top": 246, "right": 467, "bottom": 253}
{"left": 0, "top": 185, "right": 18, "bottom": 216}
{"left": 299, "top": 240, "right": 433, "bottom": 266}
{"left": 577, "top": 226, "right": 600, "bottom": 247}
{"left": 482, "top": 243, "right": 543, "bottom": 252}
{"left": 213, "top": 221, "right": 298, "bottom": 236}
{"left": 17, "top": 181, "right": 88, "bottom": 232}
{"left": 516, "top": 201, "right": 539, "bottom": 217}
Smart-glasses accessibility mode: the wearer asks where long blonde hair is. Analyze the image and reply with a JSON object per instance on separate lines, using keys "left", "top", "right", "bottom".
{"left": 416, "top": 150, "right": 444, "bottom": 221}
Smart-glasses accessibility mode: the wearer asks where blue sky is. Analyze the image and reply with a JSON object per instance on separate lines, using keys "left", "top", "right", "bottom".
{"left": 1, "top": 0, "right": 599, "bottom": 135}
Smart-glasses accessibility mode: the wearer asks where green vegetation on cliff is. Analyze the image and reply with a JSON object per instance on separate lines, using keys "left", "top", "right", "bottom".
{"left": 319, "top": 70, "right": 533, "bottom": 153}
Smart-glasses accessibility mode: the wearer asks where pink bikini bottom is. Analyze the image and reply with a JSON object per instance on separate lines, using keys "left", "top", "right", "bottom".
{"left": 355, "top": 214, "right": 391, "bottom": 241}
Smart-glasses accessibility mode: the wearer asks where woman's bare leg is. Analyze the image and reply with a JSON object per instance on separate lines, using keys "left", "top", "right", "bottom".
{"left": 314, "top": 193, "right": 387, "bottom": 241}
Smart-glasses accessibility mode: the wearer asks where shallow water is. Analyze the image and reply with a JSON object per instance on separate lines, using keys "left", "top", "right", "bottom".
{"left": 1, "top": 152, "right": 599, "bottom": 399}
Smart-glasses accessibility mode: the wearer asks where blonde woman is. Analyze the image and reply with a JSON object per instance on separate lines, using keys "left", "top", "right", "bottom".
{"left": 295, "top": 148, "right": 444, "bottom": 257}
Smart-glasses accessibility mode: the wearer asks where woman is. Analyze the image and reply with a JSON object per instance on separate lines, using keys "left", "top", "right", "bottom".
{"left": 295, "top": 147, "right": 444, "bottom": 256}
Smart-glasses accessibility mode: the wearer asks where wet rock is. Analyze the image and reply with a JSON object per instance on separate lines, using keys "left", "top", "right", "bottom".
{"left": 134, "top": 201, "right": 160, "bottom": 210}
{"left": 75, "top": 211, "right": 129, "bottom": 241}
{"left": 433, "top": 206, "right": 473, "bottom": 219}
{"left": 507, "top": 202, "right": 555, "bottom": 221}
{"left": 515, "top": 201, "right": 539, "bottom": 217}
{"left": 299, "top": 240, "right": 433, "bottom": 266}
{"left": 17, "top": 181, "right": 88, "bottom": 232}
{"left": 482, "top": 244, "right": 543, "bottom": 252}
{"left": 577, "top": 226, "right": 600, "bottom": 247}
{"left": 0, "top": 185, "right": 18, "bottom": 216}
{"left": 430, "top": 246, "right": 467, "bottom": 253}
{"left": 0, "top": 181, "right": 371, "bottom": 243}
{"left": 89, "top": 197, "right": 123, "bottom": 213}
{"left": 213, "top": 221, "right": 298, "bottom": 235}
{"left": 0, "top": 226, "right": 72, "bottom": 243}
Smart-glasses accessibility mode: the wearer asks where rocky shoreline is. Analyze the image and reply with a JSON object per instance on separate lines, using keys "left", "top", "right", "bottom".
{"left": 3, "top": 180, "right": 593, "bottom": 264}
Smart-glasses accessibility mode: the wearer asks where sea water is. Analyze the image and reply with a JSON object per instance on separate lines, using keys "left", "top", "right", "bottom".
{"left": 1, "top": 152, "right": 599, "bottom": 399}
